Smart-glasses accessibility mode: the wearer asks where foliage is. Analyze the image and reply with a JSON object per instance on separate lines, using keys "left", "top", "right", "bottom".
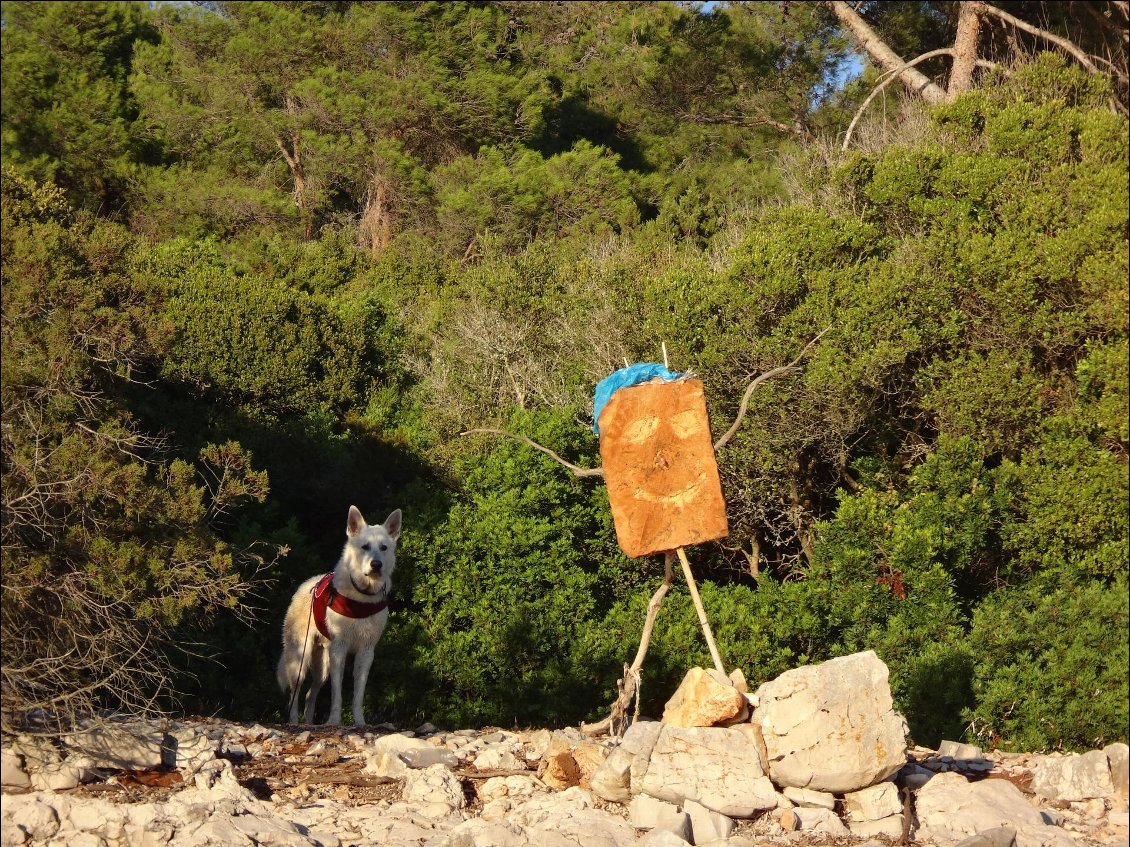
{"left": 0, "top": 0, "right": 1126, "bottom": 753}
{"left": 963, "top": 576, "right": 1130, "bottom": 752}
{"left": 0, "top": 168, "right": 274, "bottom": 729}
{"left": 1, "top": 1, "right": 158, "bottom": 212}
{"left": 398, "top": 408, "right": 630, "bottom": 726}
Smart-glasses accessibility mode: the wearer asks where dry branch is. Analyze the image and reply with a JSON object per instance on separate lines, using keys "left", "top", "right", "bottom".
{"left": 582, "top": 553, "right": 676, "bottom": 736}
{"left": 459, "top": 428, "right": 604, "bottom": 478}
{"left": 827, "top": 1, "right": 949, "bottom": 103}
{"left": 841, "top": 52, "right": 1000, "bottom": 151}
{"left": 979, "top": 3, "right": 1100, "bottom": 73}
{"left": 676, "top": 547, "right": 726, "bottom": 675}
{"left": 713, "top": 327, "right": 830, "bottom": 451}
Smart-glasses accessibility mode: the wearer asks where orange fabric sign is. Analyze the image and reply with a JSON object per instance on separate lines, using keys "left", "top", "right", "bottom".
{"left": 598, "top": 379, "right": 729, "bottom": 558}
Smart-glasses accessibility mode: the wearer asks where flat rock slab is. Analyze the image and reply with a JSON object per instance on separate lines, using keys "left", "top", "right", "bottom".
{"left": 916, "top": 772, "right": 1074, "bottom": 847}
{"left": 637, "top": 724, "right": 776, "bottom": 817}
{"left": 1031, "top": 750, "right": 1115, "bottom": 801}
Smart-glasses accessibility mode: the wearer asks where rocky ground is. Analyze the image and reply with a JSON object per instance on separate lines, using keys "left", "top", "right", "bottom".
{"left": 2, "top": 652, "right": 1128, "bottom": 847}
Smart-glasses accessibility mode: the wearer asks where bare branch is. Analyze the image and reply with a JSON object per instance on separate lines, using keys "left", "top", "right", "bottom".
{"left": 842, "top": 48, "right": 955, "bottom": 151}
{"left": 713, "top": 328, "right": 831, "bottom": 452}
{"left": 582, "top": 553, "right": 676, "bottom": 736}
{"left": 826, "top": 1, "right": 949, "bottom": 104}
{"left": 979, "top": 3, "right": 1099, "bottom": 73}
{"left": 459, "top": 428, "right": 604, "bottom": 478}
{"left": 676, "top": 547, "right": 726, "bottom": 675}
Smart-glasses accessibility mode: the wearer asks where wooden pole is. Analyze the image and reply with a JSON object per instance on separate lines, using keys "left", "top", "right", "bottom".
{"left": 676, "top": 547, "right": 726, "bottom": 676}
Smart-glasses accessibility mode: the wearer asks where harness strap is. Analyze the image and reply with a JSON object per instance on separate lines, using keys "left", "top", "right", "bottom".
{"left": 311, "top": 572, "right": 388, "bottom": 641}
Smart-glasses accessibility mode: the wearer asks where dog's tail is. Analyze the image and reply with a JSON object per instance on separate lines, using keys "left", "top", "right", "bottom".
{"left": 276, "top": 652, "right": 292, "bottom": 696}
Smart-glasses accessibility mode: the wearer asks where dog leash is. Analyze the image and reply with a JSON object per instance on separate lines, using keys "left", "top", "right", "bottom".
{"left": 287, "top": 595, "right": 317, "bottom": 721}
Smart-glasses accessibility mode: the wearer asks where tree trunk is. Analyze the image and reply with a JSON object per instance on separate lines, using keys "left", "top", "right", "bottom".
{"left": 826, "top": 1, "right": 949, "bottom": 104}
{"left": 276, "top": 95, "right": 313, "bottom": 240}
{"left": 360, "top": 173, "right": 393, "bottom": 256}
{"left": 948, "top": 1, "right": 985, "bottom": 98}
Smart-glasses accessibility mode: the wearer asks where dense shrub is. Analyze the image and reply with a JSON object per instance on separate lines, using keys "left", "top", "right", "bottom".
{"left": 0, "top": 169, "right": 273, "bottom": 729}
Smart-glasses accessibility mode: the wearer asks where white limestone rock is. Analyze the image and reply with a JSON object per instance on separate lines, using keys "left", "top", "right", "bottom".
{"left": 628, "top": 794, "right": 691, "bottom": 840}
{"left": 1106, "top": 743, "right": 1130, "bottom": 803}
{"left": 848, "top": 814, "right": 905, "bottom": 839}
{"left": 683, "top": 798, "right": 734, "bottom": 843}
{"left": 637, "top": 724, "right": 777, "bottom": 817}
{"left": 402, "top": 763, "right": 466, "bottom": 811}
{"left": 589, "top": 745, "right": 633, "bottom": 803}
{"left": 364, "top": 732, "right": 434, "bottom": 777}
{"left": 5, "top": 796, "right": 60, "bottom": 843}
{"left": 779, "top": 805, "right": 848, "bottom": 834}
{"left": 1031, "top": 750, "right": 1115, "bottom": 802}
{"left": 64, "top": 722, "right": 166, "bottom": 770}
{"left": 843, "top": 780, "right": 903, "bottom": 821}
{"left": 751, "top": 650, "right": 908, "bottom": 794}
{"left": 781, "top": 786, "right": 835, "bottom": 809}
{"left": 939, "top": 740, "right": 985, "bottom": 761}
{"left": 1, "top": 744, "right": 31, "bottom": 791}
{"left": 916, "top": 771, "right": 1074, "bottom": 847}
{"left": 29, "top": 755, "right": 98, "bottom": 792}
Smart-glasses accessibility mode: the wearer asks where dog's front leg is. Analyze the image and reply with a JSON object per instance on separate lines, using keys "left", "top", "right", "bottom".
{"left": 326, "top": 641, "right": 350, "bottom": 725}
{"left": 351, "top": 648, "right": 375, "bottom": 727}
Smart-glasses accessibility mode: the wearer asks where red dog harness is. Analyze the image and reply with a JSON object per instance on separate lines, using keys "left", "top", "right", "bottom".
{"left": 311, "top": 572, "right": 387, "bottom": 641}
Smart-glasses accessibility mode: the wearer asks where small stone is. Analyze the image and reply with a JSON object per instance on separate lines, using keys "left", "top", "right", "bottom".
{"left": 400, "top": 748, "right": 458, "bottom": 769}
{"left": 782, "top": 786, "right": 835, "bottom": 809}
{"left": 848, "top": 814, "right": 905, "bottom": 839}
{"left": 629, "top": 794, "right": 692, "bottom": 841}
{"left": 843, "top": 781, "right": 902, "bottom": 821}
{"left": 939, "top": 740, "right": 984, "bottom": 761}
{"left": 782, "top": 806, "right": 848, "bottom": 834}
{"left": 684, "top": 799, "right": 734, "bottom": 843}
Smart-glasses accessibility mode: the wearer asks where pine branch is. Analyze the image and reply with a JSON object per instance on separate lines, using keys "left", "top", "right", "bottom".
{"left": 826, "top": 1, "right": 949, "bottom": 104}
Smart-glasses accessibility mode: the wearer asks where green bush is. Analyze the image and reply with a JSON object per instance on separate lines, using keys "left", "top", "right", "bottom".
{"left": 0, "top": 170, "right": 274, "bottom": 727}
{"left": 963, "top": 576, "right": 1129, "bottom": 751}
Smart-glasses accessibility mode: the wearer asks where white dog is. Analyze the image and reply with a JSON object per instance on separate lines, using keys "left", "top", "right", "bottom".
{"left": 277, "top": 506, "right": 401, "bottom": 726}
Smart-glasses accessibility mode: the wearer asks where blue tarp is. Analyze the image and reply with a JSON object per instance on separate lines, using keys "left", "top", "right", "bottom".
{"left": 593, "top": 363, "right": 685, "bottom": 435}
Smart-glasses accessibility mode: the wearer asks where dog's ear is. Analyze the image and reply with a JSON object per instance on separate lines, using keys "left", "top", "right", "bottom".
{"left": 383, "top": 509, "right": 402, "bottom": 540}
{"left": 347, "top": 505, "right": 366, "bottom": 537}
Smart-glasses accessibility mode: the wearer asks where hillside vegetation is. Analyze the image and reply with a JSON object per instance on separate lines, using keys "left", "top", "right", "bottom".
{"left": 2, "top": 1, "right": 1127, "bottom": 752}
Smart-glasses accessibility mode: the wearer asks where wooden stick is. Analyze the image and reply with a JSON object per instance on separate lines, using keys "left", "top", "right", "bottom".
{"left": 713, "top": 328, "right": 830, "bottom": 452}
{"left": 582, "top": 553, "right": 676, "bottom": 736}
{"left": 676, "top": 547, "right": 726, "bottom": 676}
{"left": 459, "top": 429, "right": 604, "bottom": 478}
